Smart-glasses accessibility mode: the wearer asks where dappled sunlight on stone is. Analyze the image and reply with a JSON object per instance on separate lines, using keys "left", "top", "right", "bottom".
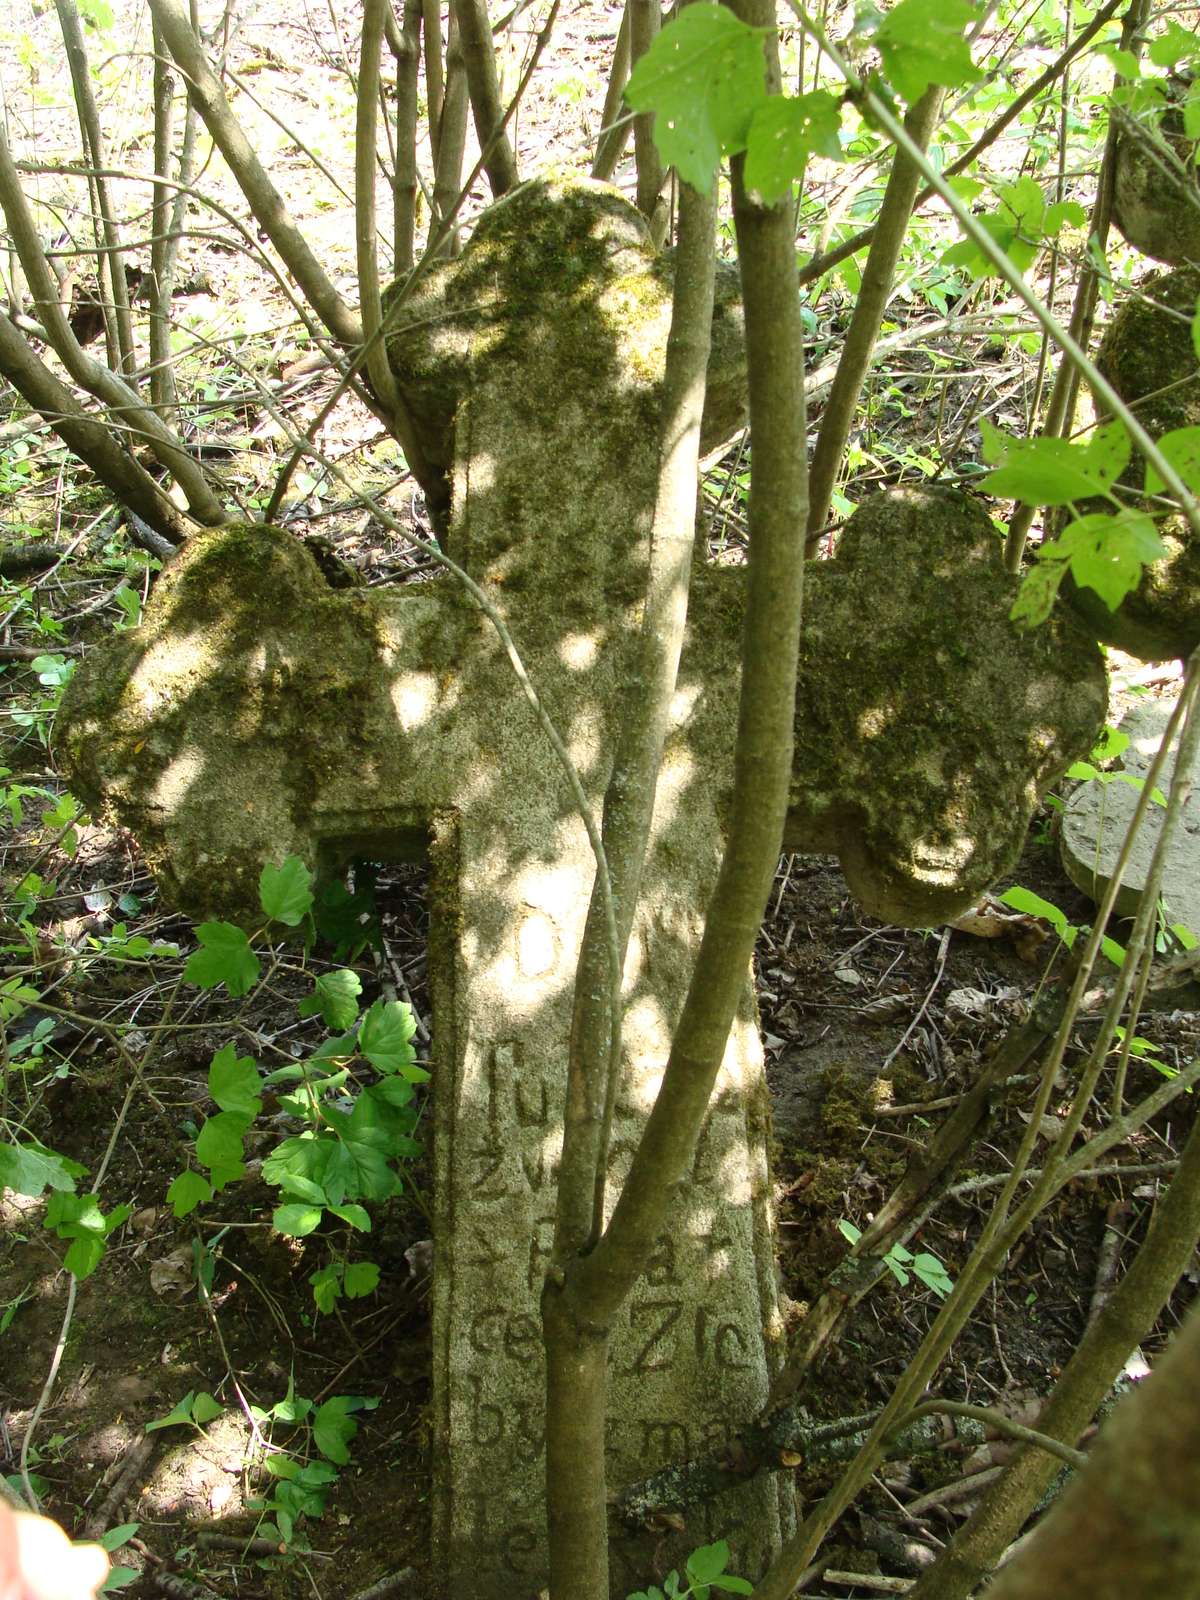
{"left": 516, "top": 908, "right": 558, "bottom": 979}
{"left": 857, "top": 702, "right": 896, "bottom": 740}
{"left": 147, "top": 749, "right": 204, "bottom": 812}
{"left": 557, "top": 631, "right": 600, "bottom": 671}
{"left": 389, "top": 670, "right": 440, "bottom": 732}
{"left": 129, "top": 632, "right": 217, "bottom": 711}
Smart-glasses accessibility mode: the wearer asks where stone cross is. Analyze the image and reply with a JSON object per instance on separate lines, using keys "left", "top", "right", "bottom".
{"left": 58, "top": 178, "right": 1106, "bottom": 1598}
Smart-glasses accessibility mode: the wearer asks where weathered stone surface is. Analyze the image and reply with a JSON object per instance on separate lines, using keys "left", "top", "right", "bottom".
{"left": 382, "top": 193, "right": 747, "bottom": 492}
{"left": 1063, "top": 265, "right": 1200, "bottom": 662}
{"left": 1112, "top": 76, "right": 1200, "bottom": 266}
{"left": 1061, "top": 694, "right": 1200, "bottom": 938}
{"left": 784, "top": 486, "right": 1107, "bottom": 925}
{"left": 57, "top": 178, "right": 1108, "bottom": 1594}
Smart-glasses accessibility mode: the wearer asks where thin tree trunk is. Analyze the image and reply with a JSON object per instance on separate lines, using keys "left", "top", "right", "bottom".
{"left": 55, "top": 0, "right": 137, "bottom": 381}
{"left": 357, "top": 0, "right": 441, "bottom": 496}
{"left": 543, "top": 5, "right": 806, "bottom": 1592}
{"left": 387, "top": 0, "right": 424, "bottom": 272}
{"left": 805, "top": 84, "right": 943, "bottom": 548}
{"left": 979, "top": 1296, "right": 1200, "bottom": 1600}
{"left": 905, "top": 1044, "right": 1200, "bottom": 1600}
{"left": 630, "top": 0, "right": 665, "bottom": 234}
{"left": 591, "top": 0, "right": 632, "bottom": 182}
{"left": 150, "top": 14, "right": 180, "bottom": 418}
{"left": 451, "top": 0, "right": 519, "bottom": 197}
{"left": 0, "top": 311, "right": 197, "bottom": 545}
{"left": 431, "top": 5, "right": 469, "bottom": 254}
{"left": 148, "top": 0, "right": 363, "bottom": 348}
{"left": 423, "top": 0, "right": 445, "bottom": 169}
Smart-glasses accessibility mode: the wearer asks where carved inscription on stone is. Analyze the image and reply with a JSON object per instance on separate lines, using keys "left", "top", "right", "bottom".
{"left": 436, "top": 1010, "right": 790, "bottom": 1593}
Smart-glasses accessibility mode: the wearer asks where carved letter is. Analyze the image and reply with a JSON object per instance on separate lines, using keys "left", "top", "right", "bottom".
{"left": 467, "top": 1374, "right": 504, "bottom": 1447}
{"left": 627, "top": 1299, "right": 683, "bottom": 1374}
{"left": 638, "top": 1418, "right": 691, "bottom": 1462}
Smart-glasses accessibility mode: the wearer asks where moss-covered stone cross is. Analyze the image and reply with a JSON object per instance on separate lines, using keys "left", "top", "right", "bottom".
{"left": 58, "top": 179, "right": 1106, "bottom": 1595}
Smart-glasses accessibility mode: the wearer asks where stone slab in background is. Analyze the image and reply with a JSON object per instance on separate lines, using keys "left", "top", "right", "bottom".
{"left": 1060, "top": 694, "right": 1200, "bottom": 937}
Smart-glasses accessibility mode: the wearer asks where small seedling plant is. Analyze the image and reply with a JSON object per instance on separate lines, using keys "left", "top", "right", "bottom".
{"left": 144, "top": 1381, "right": 375, "bottom": 1550}
{"left": 838, "top": 1221, "right": 953, "bottom": 1299}
{"left": 166, "top": 855, "right": 426, "bottom": 1315}
{"left": 628, "top": 1540, "right": 753, "bottom": 1600}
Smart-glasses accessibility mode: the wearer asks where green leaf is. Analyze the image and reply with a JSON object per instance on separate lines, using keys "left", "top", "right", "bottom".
{"left": 743, "top": 90, "right": 843, "bottom": 202}
{"left": 263, "top": 1133, "right": 340, "bottom": 1199}
{"left": 167, "top": 1169, "right": 213, "bottom": 1218}
{"left": 64, "top": 1235, "right": 105, "bottom": 1279}
{"left": 358, "top": 998, "right": 418, "bottom": 1076}
{"left": 0, "top": 977, "right": 41, "bottom": 1024}
{"left": 310, "top": 1264, "right": 342, "bottom": 1313}
{"left": 1099, "top": 45, "right": 1141, "bottom": 79}
{"left": 873, "top": 0, "right": 980, "bottom": 103}
{"left": 687, "top": 1542, "right": 731, "bottom": 1584}
{"left": 1144, "top": 425, "right": 1200, "bottom": 496}
{"left": 1186, "top": 81, "right": 1200, "bottom": 143}
{"left": 1001, "top": 886, "right": 1069, "bottom": 938}
{"left": 195, "top": 1111, "right": 251, "bottom": 1187}
{"left": 0, "top": 1141, "right": 80, "bottom": 1198}
{"left": 192, "top": 1392, "right": 223, "bottom": 1425}
{"left": 310, "top": 1027, "right": 361, "bottom": 1065}
{"left": 912, "top": 1253, "right": 953, "bottom": 1297}
{"left": 184, "top": 922, "right": 260, "bottom": 997}
{"left": 711, "top": 1580, "right": 753, "bottom": 1595}
{"left": 979, "top": 421, "right": 1131, "bottom": 505}
{"left": 299, "top": 968, "right": 363, "bottom": 1030}
{"left": 1010, "top": 560, "right": 1066, "bottom": 628}
{"left": 146, "top": 1393, "right": 199, "bottom": 1431}
{"left": 1044, "top": 199, "right": 1087, "bottom": 235}
{"left": 1147, "top": 20, "right": 1197, "bottom": 68}
{"left": 1044, "top": 510, "right": 1166, "bottom": 612}
{"left": 208, "top": 1043, "right": 262, "bottom": 1120}
{"left": 343, "top": 1261, "right": 380, "bottom": 1298}
{"left": 273, "top": 1203, "right": 323, "bottom": 1237}
{"left": 259, "top": 856, "right": 314, "bottom": 926}
{"left": 327, "top": 1203, "right": 371, "bottom": 1232}
{"left": 77, "top": 0, "right": 115, "bottom": 26}
{"left": 946, "top": 173, "right": 983, "bottom": 202}
{"left": 624, "top": 3, "right": 769, "bottom": 192}
{"left": 1092, "top": 725, "right": 1130, "bottom": 763}
{"left": 276, "top": 1172, "right": 329, "bottom": 1205}
{"left": 366, "top": 1075, "right": 419, "bottom": 1111}
{"left": 146, "top": 1390, "right": 221, "bottom": 1431}
{"left": 312, "top": 1394, "right": 375, "bottom": 1464}
{"left": 98, "top": 1525, "right": 139, "bottom": 1553}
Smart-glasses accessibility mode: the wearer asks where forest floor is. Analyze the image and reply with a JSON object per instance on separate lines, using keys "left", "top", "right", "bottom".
{"left": 1, "top": 2, "right": 1198, "bottom": 1597}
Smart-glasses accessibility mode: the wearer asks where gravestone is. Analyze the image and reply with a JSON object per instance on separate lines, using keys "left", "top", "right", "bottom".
{"left": 1063, "top": 264, "right": 1200, "bottom": 663}
{"left": 1061, "top": 693, "right": 1200, "bottom": 937}
{"left": 56, "top": 178, "right": 1107, "bottom": 1596}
